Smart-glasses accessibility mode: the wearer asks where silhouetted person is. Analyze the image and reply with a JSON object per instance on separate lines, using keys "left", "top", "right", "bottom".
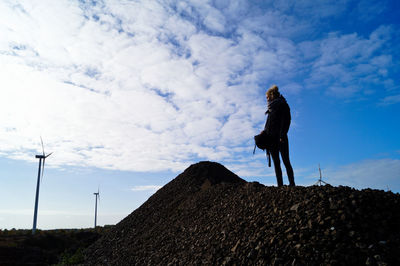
{"left": 264, "top": 85, "right": 295, "bottom": 187}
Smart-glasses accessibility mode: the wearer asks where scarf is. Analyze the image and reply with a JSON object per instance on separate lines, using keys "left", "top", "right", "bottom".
{"left": 265, "top": 97, "right": 282, "bottom": 115}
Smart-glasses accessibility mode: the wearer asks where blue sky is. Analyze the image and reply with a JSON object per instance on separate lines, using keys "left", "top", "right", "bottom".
{"left": 0, "top": 0, "right": 399, "bottom": 229}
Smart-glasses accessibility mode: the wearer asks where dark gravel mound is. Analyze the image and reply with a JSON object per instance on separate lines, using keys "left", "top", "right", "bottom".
{"left": 84, "top": 161, "right": 400, "bottom": 265}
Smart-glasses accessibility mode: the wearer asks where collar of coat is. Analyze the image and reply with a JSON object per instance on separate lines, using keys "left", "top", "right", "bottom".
{"left": 266, "top": 96, "right": 286, "bottom": 114}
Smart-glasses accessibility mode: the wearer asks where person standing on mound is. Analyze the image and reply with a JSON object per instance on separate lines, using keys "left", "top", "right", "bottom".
{"left": 264, "top": 85, "right": 295, "bottom": 187}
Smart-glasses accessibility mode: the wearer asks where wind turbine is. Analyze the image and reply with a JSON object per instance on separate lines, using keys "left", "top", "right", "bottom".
{"left": 32, "top": 137, "right": 52, "bottom": 234}
{"left": 314, "top": 164, "right": 329, "bottom": 186}
{"left": 93, "top": 187, "right": 100, "bottom": 228}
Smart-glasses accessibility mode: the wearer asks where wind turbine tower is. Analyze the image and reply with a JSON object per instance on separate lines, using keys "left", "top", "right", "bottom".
{"left": 93, "top": 188, "right": 100, "bottom": 228}
{"left": 32, "top": 138, "right": 52, "bottom": 234}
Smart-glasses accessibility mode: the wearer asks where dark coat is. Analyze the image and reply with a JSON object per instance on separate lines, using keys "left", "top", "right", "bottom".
{"left": 264, "top": 95, "right": 291, "bottom": 140}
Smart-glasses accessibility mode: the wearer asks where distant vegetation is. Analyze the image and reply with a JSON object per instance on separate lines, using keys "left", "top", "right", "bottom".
{"left": 0, "top": 226, "right": 113, "bottom": 265}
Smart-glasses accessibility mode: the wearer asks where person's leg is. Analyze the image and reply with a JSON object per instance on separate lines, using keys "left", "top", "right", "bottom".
{"left": 270, "top": 148, "right": 283, "bottom": 187}
{"left": 280, "top": 136, "right": 295, "bottom": 186}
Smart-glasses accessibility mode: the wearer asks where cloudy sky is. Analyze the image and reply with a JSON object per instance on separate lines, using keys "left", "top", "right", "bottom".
{"left": 1, "top": 0, "right": 399, "bottom": 229}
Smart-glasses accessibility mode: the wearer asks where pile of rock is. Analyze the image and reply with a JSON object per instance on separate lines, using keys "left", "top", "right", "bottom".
{"left": 84, "top": 161, "right": 400, "bottom": 265}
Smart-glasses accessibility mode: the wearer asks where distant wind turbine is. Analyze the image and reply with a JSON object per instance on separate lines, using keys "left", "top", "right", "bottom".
{"left": 32, "top": 137, "right": 52, "bottom": 234}
{"left": 314, "top": 164, "right": 329, "bottom": 186}
{"left": 94, "top": 187, "right": 100, "bottom": 228}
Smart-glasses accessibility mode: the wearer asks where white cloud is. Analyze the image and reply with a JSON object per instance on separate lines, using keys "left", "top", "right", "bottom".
{"left": 0, "top": 208, "right": 126, "bottom": 217}
{"left": 0, "top": 208, "right": 128, "bottom": 229}
{"left": 131, "top": 185, "right": 162, "bottom": 192}
{"left": 276, "top": 0, "right": 350, "bottom": 19}
{"left": 356, "top": 0, "right": 388, "bottom": 22}
{"left": 0, "top": 0, "right": 273, "bottom": 173}
{"left": 379, "top": 94, "right": 400, "bottom": 106}
{"left": 325, "top": 158, "right": 400, "bottom": 192}
{"left": 203, "top": 8, "right": 226, "bottom": 33}
{"left": 304, "top": 26, "right": 396, "bottom": 98}
{"left": 0, "top": 0, "right": 398, "bottom": 175}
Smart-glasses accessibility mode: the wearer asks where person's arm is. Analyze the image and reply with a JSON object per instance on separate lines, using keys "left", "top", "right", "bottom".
{"left": 279, "top": 117, "right": 285, "bottom": 142}
{"left": 279, "top": 105, "right": 290, "bottom": 142}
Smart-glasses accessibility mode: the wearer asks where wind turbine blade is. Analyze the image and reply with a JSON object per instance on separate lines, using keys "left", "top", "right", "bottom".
{"left": 98, "top": 187, "right": 100, "bottom": 202}
{"left": 40, "top": 136, "right": 45, "bottom": 156}
{"left": 45, "top": 152, "right": 53, "bottom": 158}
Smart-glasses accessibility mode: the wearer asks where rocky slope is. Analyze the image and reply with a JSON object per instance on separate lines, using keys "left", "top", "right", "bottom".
{"left": 84, "top": 161, "right": 400, "bottom": 265}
